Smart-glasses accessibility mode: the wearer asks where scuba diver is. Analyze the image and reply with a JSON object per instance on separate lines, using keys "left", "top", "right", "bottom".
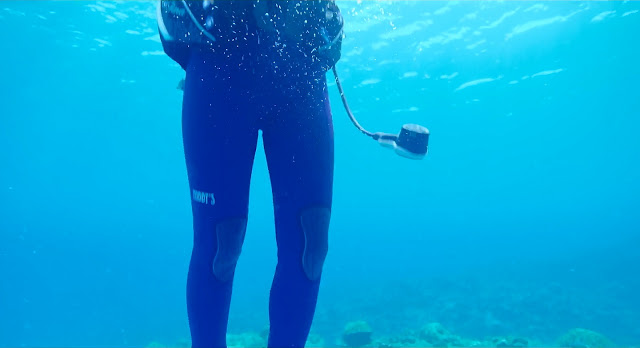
{"left": 157, "top": 1, "right": 428, "bottom": 347}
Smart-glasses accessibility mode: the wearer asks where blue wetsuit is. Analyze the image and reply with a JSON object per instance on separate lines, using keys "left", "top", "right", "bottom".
{"left": 162, "top": 3, "right": 336, "bottom": 347}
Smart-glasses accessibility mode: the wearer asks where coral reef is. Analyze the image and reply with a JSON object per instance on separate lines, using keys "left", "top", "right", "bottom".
{"left": 419, "top": 322, "right": 464, "bottom": 347}
{"left": 367, "top": 323, "right": 537, "bottom": 348}
{"left": 145, "top": 323, "right": 626, "bottom": 348}
{"left": 257, "top": 325, "right": 324, "bottom": 347}
{"left": 557, "top": 328, "right": 615, "bottom": 348}
{"left": 306, "top": 333, "right": 326, "bottom": 347}
{"left": 490, "top": 336, "right": 529, "bottom": 347}
{"left": 227, "top": 332, "right": 266, "bottom": 348}
{"left": 319, "top": 273, "right": 640, "bottom": 345}
{"left": 342, "top": 320, "right": 374, "bottom": 347}
{"left": 144, "top": 339, "right": 191, "bottom": 348}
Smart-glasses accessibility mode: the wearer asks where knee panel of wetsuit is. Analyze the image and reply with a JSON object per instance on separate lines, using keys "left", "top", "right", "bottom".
{"left": 300, "top": 206, "right": 331, "bottom": 281}
{"left": 212, "top": 218, "right": 248, "bottom": 282}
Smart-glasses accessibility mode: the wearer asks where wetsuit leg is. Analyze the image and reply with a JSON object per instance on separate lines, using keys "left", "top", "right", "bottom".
{"left": 182, "top": 50, "right": 259, "bottom": 348}
{"left": 261, "top": 76, "right": 335, "bottom": 347}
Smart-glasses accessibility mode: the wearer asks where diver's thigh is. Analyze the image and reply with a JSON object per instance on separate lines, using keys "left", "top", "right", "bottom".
{"left": 181, "top": 65, "right": 259, "bottom": 219}
{"left": 262, "top": 78, "right": 335, "bottom": 211}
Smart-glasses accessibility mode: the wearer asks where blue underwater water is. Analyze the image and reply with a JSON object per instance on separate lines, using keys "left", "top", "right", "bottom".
{"left": 1, "top": 1, "right": 640, "bottom": 347}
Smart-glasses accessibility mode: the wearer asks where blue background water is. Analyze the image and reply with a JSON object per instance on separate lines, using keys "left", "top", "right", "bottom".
{"left": 1, "top": 1, "right": 639, "bottom": 347}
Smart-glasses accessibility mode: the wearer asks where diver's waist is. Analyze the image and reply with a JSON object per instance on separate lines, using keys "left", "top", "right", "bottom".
{"left": 193, "top": 34, "right": 327, "bottom": 76}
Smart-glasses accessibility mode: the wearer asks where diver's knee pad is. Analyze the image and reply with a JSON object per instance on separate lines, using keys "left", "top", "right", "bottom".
{"left": 300, "top": 207, "right": 331, "bottom": 281}
{"left": 212, "top": 218, "right": 248, "bottom": 282}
